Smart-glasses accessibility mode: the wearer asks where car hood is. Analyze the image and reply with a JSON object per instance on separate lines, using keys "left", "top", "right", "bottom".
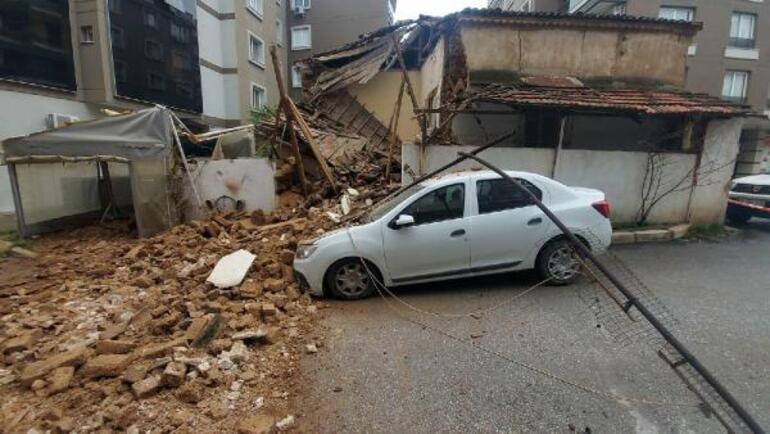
{"left": 300, "top": 225, "right": 357, "bottom": 245}
{"left": 733, "top": 174, "right": 770, "bottom": 186}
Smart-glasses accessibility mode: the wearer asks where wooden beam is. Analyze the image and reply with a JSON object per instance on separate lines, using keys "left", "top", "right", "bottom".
{"left": 391, "top": 33, "right": 427, "bottom": 143}
{"left": 269, "top": 47, "right": 308, "bottom": 195}
{"left": 385, "top": 79, "right": 406, "bottom": 182}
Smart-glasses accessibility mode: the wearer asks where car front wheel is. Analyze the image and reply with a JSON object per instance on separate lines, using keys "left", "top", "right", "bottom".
{"left": 325, "top": 259, "right": 378, "bottom": 300}
{"left": 536, "top": 240, "right": 581, "bottom": 285}
{"left": 726, "top": 207, "right": 751, "bottom": 225}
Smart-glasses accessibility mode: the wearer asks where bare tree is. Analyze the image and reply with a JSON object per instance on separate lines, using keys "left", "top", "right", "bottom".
{"left": 636, "top": 150, "right": 734, "bottom": 226}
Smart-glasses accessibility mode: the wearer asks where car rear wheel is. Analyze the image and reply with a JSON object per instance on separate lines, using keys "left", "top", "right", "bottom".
{"left": 537, "top": 240, "right": 581, "bottom": 285}
{"left": 726, "top": 207, "right": 751, "bottom": 225}
{"left": 325, "top": 259, "right": 378, "bottom": 300}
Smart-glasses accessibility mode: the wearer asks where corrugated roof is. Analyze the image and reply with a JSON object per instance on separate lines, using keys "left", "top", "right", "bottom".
{"left": 469, "top": 83, "right": 752, "bottom": 116}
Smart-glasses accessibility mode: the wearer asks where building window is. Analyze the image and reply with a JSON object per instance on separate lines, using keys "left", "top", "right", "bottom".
{"left": 109, "top": 0, "right": 122, "bottom": 14}
{"left": 144, "top": 10, "right": 158, "bottom": 29}
{"left": 722, "top": 70, "right": 750, "bottom": 103}
{"left": 170, "top": 23, "right": 189, "bottom": 43}
{"left": 658, "top": 6, "right": 694, "bottom": 22}
{"left": 247, "top": 0, "right": 264, "bottom": 18}
{"left": 147, "top": 72, "right": 166, "bottom": 90}
{"left": 144, "top": 39, "right": 163, "bottom": 60}
{"left": 291, "top": 65, "right": 302, "bottom": 88}
{"left": 248, "top": 32, "right": 265, "bottom": 67}
{"left": 276, "top": 19, "right": 283, "bottom": 46}
{"left": 80, "top": 25, "right": 94, "bottom": 44}
{"left": 291, "top": 25, "right": 312, "bottom": 50}
{"left": 611, "top": 3, "right": 626, "bottom": 15}
{"left": 251, "top": 83, "right": 267, "bottom": 109}
{"left": 176, "top": 80, "right": 193, "bottom": 98}
{"left": 172, "top": 50, "right": 191, "bottom": 70}
{"left": 729, "top": 12, "right": 756, "bottom": 49}
{"left": 114, "top": 60, "right": 127, "bottom": 83}
{"left": 110, "top": 26, "right": 124, "bottom": 48}
{"left": 291, "top": 0, "right": 311, "bottom": 11}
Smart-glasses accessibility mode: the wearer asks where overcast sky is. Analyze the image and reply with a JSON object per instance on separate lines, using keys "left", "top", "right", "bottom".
{"left": 395, "top": 0, "right": 488, "bottom": 21}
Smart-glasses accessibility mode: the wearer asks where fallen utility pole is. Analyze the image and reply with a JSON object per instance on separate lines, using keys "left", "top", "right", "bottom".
{"left": 457, "top": 151, "right": 764, "bottom": 434}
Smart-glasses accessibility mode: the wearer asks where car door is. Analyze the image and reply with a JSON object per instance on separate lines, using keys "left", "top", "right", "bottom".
{"left": 469, "top": 177, "right": 549, "bottom": 271}
{"left": 382, "top": 181, "right": 471, "bottom": 284}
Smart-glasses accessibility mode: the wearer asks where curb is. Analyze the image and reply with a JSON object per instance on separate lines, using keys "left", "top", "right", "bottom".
{"left": 611, "top": 224, "right": 690, "bottom": 245}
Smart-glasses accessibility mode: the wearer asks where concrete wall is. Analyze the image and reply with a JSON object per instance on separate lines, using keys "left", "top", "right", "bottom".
{"left": 401, "top": 118, "right": 743, "bottom": 225}
{"left": 185, "top": 158, "right": 276, "bottom": 220}
{"left": 459, "top": 22, "right": 691, "bottom": 86}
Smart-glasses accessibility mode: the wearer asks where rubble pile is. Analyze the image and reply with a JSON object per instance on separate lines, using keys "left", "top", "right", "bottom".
{"left": 0, "top": 182, "right": 396, "bottom": 433}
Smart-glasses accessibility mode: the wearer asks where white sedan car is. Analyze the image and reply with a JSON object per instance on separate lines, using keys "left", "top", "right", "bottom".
{"left": 293, "top": 171, "right": 612, "bottom": 299}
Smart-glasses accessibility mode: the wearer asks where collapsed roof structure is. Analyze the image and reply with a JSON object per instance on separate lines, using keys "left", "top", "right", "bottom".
{"left": 298, "top": 8, "right": 754, "bottom": 226}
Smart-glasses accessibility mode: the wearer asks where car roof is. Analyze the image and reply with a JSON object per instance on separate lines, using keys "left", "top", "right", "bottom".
{"left": 420, "top": 170, "right": 550, "bottom": 187}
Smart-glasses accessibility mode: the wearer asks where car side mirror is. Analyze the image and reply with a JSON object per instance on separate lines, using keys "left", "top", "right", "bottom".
{"left": 392, "top": 214, "right": 415, "bottom": 229}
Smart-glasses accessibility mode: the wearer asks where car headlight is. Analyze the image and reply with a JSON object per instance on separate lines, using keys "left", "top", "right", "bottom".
{"left": 295, "top": 244, "right": 318, "bottom": 260}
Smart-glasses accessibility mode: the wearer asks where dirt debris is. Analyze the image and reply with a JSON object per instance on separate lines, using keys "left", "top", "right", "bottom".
{"left": 0, "top": 178, "right": 396, "bottom": 433}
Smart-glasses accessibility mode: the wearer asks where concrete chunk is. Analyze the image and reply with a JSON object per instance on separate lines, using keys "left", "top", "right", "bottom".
{"left": 20, "top": 346, "right": 88, "bottom": 386}
{"left": 2, "top": 333, "right": 38, "bottom": 355}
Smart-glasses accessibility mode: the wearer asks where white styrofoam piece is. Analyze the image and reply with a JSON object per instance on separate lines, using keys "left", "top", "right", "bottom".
{"left": 206, "top": 249, "right": 256, "bottom": 288}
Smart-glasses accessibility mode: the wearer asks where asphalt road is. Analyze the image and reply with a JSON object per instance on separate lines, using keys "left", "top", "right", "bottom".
{"left": 299, "top": 221, "right": 770, "bottom": 433}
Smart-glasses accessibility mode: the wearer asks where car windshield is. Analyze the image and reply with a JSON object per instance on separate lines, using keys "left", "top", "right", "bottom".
{"left": 364, "top": 184, "right": 427, "bottom": 223}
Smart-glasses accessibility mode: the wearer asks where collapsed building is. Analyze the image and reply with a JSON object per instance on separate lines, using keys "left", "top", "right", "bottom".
{"left": 299, "top": 9, "right": 757, "bottom": 225}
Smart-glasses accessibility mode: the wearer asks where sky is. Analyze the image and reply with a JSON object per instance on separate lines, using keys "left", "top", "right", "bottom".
{"left": 395, "top": 0, "right": 488, "bottom": 21}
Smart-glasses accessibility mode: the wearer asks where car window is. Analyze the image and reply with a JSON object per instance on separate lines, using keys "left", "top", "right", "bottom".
{"left": 476, "top": 178, "right": 542, "bottom": 214}
{"left": 401, "top": 183, "right": 465, "bottom": 225}
{"left": 365, "top": 184, "right": 426, "bottom": 223}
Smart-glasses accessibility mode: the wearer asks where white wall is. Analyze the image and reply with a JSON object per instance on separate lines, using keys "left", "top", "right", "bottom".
{"left": 197, "top": 0, "right": 240, "bottom": 122}
{"left": 0, "top": 90, "right": 102, "bottom": 227}
{"left": 402, "top": 117, "right": 744, "bottom": 225}
{"left": 185, "top": 158, "right": 276, "bottom": 220}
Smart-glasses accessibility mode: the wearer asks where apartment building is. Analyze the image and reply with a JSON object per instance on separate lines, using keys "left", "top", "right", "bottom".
{"left": 489, "top": 0, "right": 770, "bottom": 175}
{"left": 285, "top": 0, "right": 397, "bottom": 98}
{"left": 0, "top": 0, "right": 289, "bottom": 229}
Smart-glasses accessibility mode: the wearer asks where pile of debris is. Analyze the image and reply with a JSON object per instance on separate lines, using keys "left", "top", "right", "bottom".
{"left": 0, "top": 182, "right": 394, "bottom": 433}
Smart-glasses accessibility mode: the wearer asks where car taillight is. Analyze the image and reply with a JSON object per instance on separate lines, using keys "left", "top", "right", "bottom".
{"left": 592, "top": 200, "right": 610, "bottom": 219}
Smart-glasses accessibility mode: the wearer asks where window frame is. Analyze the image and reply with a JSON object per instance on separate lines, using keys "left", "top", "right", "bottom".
{"left": 722, "top": 70, "right": 750, "bottom": 103}
{"left": 396, "top": 183, "right": 466, "bottom": 227}
{"left": 146, "top": 71, "right": 166, "bottom": 91}
{"left": 658, "top": 6, "right": 694, "bottom": 22}
{"left": 251, "top": 82, "right": 267, "bottom": 109}
{"left": 291, "top": 25, "right": 312, "bottom": 51}
{"left": 291, "top": 0, "right": 311, "bottom": 10}
{"left": 276, "top": 18, "right": 283, "bottom": 46}
{"left": 246, "top": 0, "right": 264, "bottom": 19}
{"left": 247, "top": 31, "right": 266, "bottom": 68}
{"left": 291, "top": 65, "right": 303, "bottom": 88}
{"left": 475, "top": 178, "right": 542, "bottom": 215}
{"left": 144, "top": 39, "right": 163, "bottom": 61}
{"left": 143, "top": 10, "right": 158, "bottom": 29}
{"left": 729, "top": 12, "right": 756, "bottom": 49}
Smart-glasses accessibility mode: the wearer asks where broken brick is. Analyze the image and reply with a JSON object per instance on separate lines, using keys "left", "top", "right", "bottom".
{"left": 20, "top": 346, "right": 88, "bottom": 386}
{"left": 80, "top": 354, "right": 133, "bottom": 378}
{"left": 131, "top": 375, "right": 162, "bottom": 399}
{"left": 137, "top": 337, "right": 187, "bottom": 359}
{"left": 161, "top": 361, "right": 186, "bottom": 388}
{"left": 95, "top": 339, "right": 136, "bottom": 355}
{"left": 2, "top": 333, "right": 37, "bottom": 355}
{"left": 236, "top": 414, "right": 275, "bottom": 434}
{"left": 279, "top": 249, "right": 294, "bottom": 265}
{"left": 48, "top": 366, "right": 75, "bottom": 394}
{"left": 122, "top": 363, "right": 149, "bottom": 384}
